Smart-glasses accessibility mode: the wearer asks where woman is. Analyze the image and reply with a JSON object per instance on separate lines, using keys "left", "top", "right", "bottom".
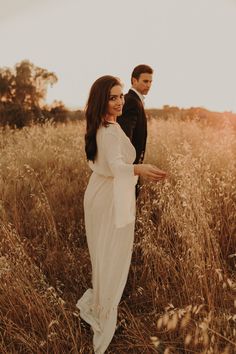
{"left": 77, "top": 75, "right": 166, "bottom": 353}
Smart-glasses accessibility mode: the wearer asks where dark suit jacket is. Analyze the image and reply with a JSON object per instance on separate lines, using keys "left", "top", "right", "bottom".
{"left": 117, "top": 89, "right": 147, "bottom": 164}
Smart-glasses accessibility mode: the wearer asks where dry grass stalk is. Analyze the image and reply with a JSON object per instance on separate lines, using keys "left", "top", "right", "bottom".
{"left": 0, "top": 117, "right": 235, "bottom": 353}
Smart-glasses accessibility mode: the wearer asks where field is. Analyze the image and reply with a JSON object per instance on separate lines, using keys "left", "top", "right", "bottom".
{"left": 0, "top": 115, "right": 235, "bottom": 353}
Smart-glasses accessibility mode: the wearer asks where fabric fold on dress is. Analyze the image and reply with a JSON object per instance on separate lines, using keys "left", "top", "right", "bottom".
{"left": 76, "top": 288, "right": 101, "bottom": 332}
{"left": 113, "top": 174, "right": 138, "bottom": 228}
{"left": 100, "top": 124, "right": 138, "bottom": 228}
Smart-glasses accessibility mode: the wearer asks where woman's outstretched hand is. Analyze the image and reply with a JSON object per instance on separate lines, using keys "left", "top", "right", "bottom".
{"left": 134, "top": 164, "right": 167, "bottom": 182}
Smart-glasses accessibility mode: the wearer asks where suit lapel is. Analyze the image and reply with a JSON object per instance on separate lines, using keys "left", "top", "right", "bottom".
{"left": 128, "top": 89, "right": 142, "bottom": 102}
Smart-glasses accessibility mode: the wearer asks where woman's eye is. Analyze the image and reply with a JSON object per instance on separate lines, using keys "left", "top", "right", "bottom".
{"left": 109, "top": 95, "right": 123, "bottom": 101}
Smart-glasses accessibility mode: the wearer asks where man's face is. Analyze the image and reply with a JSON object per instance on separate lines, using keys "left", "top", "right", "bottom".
{"left": 132, "top": 73, "right": 153, "bottom": 95}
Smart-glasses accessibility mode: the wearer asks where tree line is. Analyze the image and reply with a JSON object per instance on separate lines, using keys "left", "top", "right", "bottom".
{"left": 1, "top": 60, "right": 235, "bottom": 129}
{"left": 0, "top": 60, "right": 83, "bottom": 128}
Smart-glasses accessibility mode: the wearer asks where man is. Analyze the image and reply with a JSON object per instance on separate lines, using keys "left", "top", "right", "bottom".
{"left": 117, "top": 64, "right": 153, "bottom": 197}
{"left": 117, "top": 64, "right": 153, "bottom": 164}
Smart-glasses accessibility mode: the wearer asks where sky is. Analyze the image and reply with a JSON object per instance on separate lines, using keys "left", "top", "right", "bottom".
{"left": 0, "top": 0, "right": 236, "bottom": 112}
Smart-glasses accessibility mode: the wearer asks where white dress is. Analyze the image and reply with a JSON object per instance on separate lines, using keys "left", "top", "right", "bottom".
{"left": 76, "top": 122, "right": 138, "bottom": 354}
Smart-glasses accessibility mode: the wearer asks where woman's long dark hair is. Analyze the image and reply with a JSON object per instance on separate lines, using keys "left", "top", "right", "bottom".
{"left": 85, "top": 75, "right": 121, "bottom": 162}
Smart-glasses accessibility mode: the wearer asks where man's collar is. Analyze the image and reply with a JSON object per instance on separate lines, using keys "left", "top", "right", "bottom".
{"left": 130, "top": 88, "right": 145, "bottom": 105}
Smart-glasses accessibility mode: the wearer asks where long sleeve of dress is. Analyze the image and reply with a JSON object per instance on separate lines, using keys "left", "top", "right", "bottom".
{"left": 102, "top": 128, "right": 137, "bottom": 228}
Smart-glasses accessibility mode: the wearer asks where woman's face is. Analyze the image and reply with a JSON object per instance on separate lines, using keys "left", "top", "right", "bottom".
{"left": 106, "top": 85, "right": 124, "bottom": 119}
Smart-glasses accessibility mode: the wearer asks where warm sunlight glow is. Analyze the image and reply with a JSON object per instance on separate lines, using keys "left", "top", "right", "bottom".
{"left": 0, "top": 0, "right": 236, "bottom": 112}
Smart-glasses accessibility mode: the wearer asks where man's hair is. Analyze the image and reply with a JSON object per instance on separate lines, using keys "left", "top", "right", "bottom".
{"left": 131, "top": 64, "right": 153, "bottom": 83}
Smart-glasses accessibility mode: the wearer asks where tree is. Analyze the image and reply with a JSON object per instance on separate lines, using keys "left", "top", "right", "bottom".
{"left": 14, "top": 60, "right": 57, "bottom": 108}
{"left": 49, "top": 100, "right": 68, "bottom": 123}
{"left": 0, "top": 68, "right": 14, "bottom": 102}
{"left": 0, "top": 60, "right": 58, "bottom": 127}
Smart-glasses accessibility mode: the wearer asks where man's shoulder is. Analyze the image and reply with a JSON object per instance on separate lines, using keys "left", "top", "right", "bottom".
{"left": 124, "top": 91, "right": 142, "bottom": 110}
{"left": 125, "top": 89, "right": 139, "bottom": 100}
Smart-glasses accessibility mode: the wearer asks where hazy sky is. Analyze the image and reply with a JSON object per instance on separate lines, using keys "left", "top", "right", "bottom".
{"left": 0, "top": 0, "right": 236, "bottom": 112}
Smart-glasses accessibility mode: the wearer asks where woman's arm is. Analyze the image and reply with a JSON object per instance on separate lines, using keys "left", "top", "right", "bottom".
{"left": 134, "top": 164, "right": 167, "bottom": 181}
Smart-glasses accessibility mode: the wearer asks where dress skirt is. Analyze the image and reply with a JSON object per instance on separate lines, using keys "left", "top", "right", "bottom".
{"left": 76, "top": 171, "right": 135, "bottom": 354}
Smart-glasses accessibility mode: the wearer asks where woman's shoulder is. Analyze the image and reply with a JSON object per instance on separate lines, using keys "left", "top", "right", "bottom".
{"left": 98, "top": 123, "right": 122, "bottom": 142}
{"left": 100, "top": 122, "right": 120, "bottom": 134}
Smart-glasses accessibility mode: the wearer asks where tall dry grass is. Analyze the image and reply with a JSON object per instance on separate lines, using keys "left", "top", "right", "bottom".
{"left": 0, "top": 117, "right": 235, "bottom": 353}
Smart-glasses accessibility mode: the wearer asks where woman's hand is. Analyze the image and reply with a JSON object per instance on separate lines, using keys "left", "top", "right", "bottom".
{"left": 134, "top": 164, "right": 167, "bottom": 182}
